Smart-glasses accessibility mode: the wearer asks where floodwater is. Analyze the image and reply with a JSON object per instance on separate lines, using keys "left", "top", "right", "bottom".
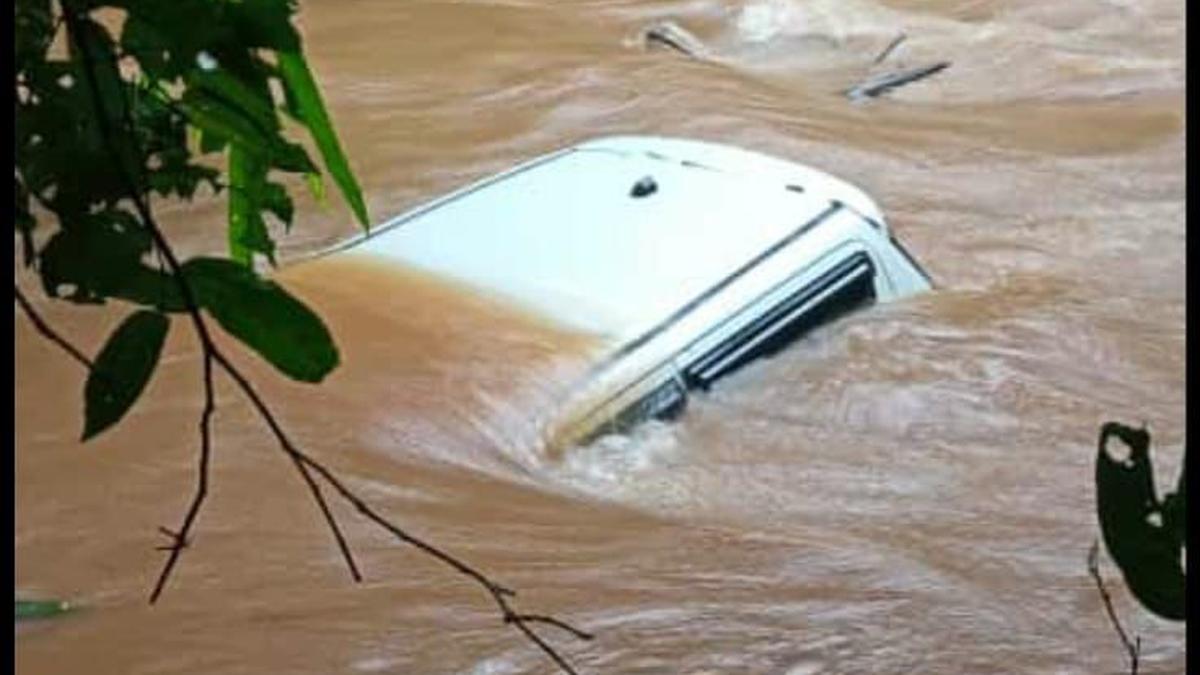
{"left": 15, "top": 0, "right": 1185, "bottom": 673}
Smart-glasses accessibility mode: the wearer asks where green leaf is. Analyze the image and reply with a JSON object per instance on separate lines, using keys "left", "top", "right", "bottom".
{"left": 277, "top": 51, "right": 369, "bottom": 228}
{"left": 147, "top": 163, "right": 222, "bottom": 200}
{"left": 305, "top": 171, "right": 328, "bottom": 207}
{"left": 16, "top": 599, "right": 73, "bottom": 621}
{"left": 177, "top": 88, "right": 315, "bottom": 174}
{"left": 69, "top": 17, "right": 143, "bottom": 187}
{"left": 261, "top": 180, "right": 295, "bottom": 229}
{"left": 112, "top": 266, "right": 188, "bottom": 313}
{"left": 182, "top": 257, "right": 339, "bottom": 382}
{"left": 19, "top": 60, "right": 128, "bottom": 214}
{"left": 15, "top": 177, "right": 37, "bottom": 267}
{"left": 227, "top": 0, "right": 301, "bottom": 52}
{"left": 83, "top": 310, "right": 171, "bottom": 441}
{"left": 120, "top": 12, "right": 173, "bottom": 81}
{"left": 177, "top": 88, "right": 267, "bottom": 155}
{"left": 15, "top": 0, "right": 55, "bottom": 73}
{"left": 111, "top": 0, "right": 230, "bottom": 76}
{"left": 271, "top": 139, "right": 319, "bottom": 174}
{"left": 1095, "top": 422, "right": 1186, "bottom": 621}
{"left": 129, "top": 81, "right": 221, "bottom": 200}
{"left": 227, "top": 144, "right": 275, "bottom": 266}
{"left": 199, "top": 128, "right": 229, "bottom": 154}
{"left": 39, "top": 210, "right": 153, "bottom": 304}
{"left": 187, "top": 68, "right": 279, "bottom": 136}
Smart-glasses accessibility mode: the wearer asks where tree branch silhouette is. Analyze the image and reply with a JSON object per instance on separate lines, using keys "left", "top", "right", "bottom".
{"left": 148, "top": 351, "right": 214, "bottom": 598}
{"left": 61, "top": 3, "right": 361, "bottom": 603}
{"left": 1088, "top": 540, "right": 1141, "bottom": 675}
{"left": 209, "top": 347, "right": 594, "bottom": 673}
{"left": 14, "top": 285, "right": 94, "bottom": 370}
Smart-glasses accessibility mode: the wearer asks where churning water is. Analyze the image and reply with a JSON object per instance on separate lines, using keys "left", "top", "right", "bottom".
{"left": 16, "top": 0, "right": 1184, "bottom": 672}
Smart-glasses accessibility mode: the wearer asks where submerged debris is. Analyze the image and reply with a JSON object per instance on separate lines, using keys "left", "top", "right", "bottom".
{"left": 849, "top": 31, "right": 949, "bottom": 100}
{"left": 872, "top": 32, "right": 907, "bottom": 65}
{"left": 845, "top": 61, "right": 950, "bottom": 100}
{"left": 635, "top": 19, "right": 945, "bottom": 101}
{"left": 640, "top": 21, "right": 708, "bottom": 60}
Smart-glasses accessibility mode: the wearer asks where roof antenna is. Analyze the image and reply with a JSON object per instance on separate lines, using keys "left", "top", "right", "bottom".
{"left": 631, "top": 175, "right": 658, "bottom": 198}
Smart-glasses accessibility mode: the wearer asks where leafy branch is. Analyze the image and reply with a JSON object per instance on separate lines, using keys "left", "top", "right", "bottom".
{"left": 16, "top": 0, "right": 591, "bottom": 671}
{"left": 1089, "top": 421, "right": 1186, "bottom": 673}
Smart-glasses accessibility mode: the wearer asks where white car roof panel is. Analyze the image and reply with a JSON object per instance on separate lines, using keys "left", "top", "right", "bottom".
{"left": 350, "top": 146, "right": 839, "bottom": 342}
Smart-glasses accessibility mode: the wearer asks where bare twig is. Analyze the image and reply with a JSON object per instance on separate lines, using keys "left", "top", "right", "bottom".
{"left": 510, "top": 614, "right": 596, "bottom": 641}
{"left": 212, "top": 347, "right": 593, "bottom": 672}
{"left": 148, "top": 351, "right": 214, "bottom": 602}
{"left": 873, "top": 32, "right": 906, "bottom": 65}
{"left": 1088, "top": 540, "right": 1140, "bottom": 675}
{"left": 58, "top": 4, "right": 590, "bottom": 671}
{"left": 213, "top": 351, "right": 364, "bottom": 584}
{"left": 14, "top": 284, "right": 94, "bottom": 370}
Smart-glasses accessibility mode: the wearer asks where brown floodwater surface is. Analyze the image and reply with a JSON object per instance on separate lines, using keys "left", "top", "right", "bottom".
{"left": 15, "top": 0, "right": 1185, "bottom": 672}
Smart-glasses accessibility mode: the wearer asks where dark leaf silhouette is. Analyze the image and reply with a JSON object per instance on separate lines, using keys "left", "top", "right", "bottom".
{"left": 39, "top": 210, "right": 153, "bottom": 304}
{"left": 183, "top": 257, "right": 339, "bottom": 382}
{"left": 83, "top": 310, "right": 170, "bottom": 440}
{"left": 1095, "top": 422, "right": 1186, "bottom": 621}
{"left": 177, "top": 87, "right": 315, "bottom": 174}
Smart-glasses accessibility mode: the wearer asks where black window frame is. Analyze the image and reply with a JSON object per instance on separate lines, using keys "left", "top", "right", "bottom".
{"left": 682, "top": 251, "right": 878, "bottom": 389}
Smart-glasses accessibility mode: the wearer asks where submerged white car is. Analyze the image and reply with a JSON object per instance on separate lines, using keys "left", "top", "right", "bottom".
{"left": 323, "top": 136, "right": 931, "bottom": 449}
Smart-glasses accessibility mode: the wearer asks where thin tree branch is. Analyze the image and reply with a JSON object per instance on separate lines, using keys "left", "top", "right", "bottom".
{"left": 509, "top": 614, "right": 596, "bottom": 641}
{"left": 211, "top": 349, "right": 593, "bottom": 671}
{"left": 215, "top": 351, "right": 364, "bottom": 586}
{"left": 14, "top": 284, "right": 94, "bottom": 370}
{"left": 149, "top": 351, "right": 214, "bottom": 602}
{"left": 1088, "top": 540, "right": 1140, "bottom": 675}
{"left": 60, "top": 4, "right": 590, "bottom": 672}
{"left": 507, "top": 614, "right": 587, "bottom": 675}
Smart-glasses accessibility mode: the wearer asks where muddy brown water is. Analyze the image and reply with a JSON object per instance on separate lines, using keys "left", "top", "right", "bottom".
{"left": 15, "top": 0, "right": 1185, "bottom": 672}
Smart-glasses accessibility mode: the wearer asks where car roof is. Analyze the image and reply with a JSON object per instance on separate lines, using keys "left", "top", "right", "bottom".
{"left": 576, "top": 136, "right": 883, "bottom": 222}
{"left": 338, "top": 136, "right": 881, "bottom": 343}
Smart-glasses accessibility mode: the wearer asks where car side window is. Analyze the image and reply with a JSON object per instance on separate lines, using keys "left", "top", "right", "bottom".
{"left": 682, "top": 251, "right": 877, "bottom": 389}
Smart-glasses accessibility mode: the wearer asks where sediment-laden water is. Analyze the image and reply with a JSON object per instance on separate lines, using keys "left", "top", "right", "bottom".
{"left": 16, "top": 0, "right": 1185, "bottom": 672}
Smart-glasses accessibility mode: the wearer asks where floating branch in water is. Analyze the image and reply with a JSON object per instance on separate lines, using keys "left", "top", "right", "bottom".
{"left": 873, "top": 32, "right": 907, "bottom": 64}
{"left": 845, "top": 61, "right": 950, "bottom": 100}
{"left": 641, "top": 20, "right": 707, "bottom": 60}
